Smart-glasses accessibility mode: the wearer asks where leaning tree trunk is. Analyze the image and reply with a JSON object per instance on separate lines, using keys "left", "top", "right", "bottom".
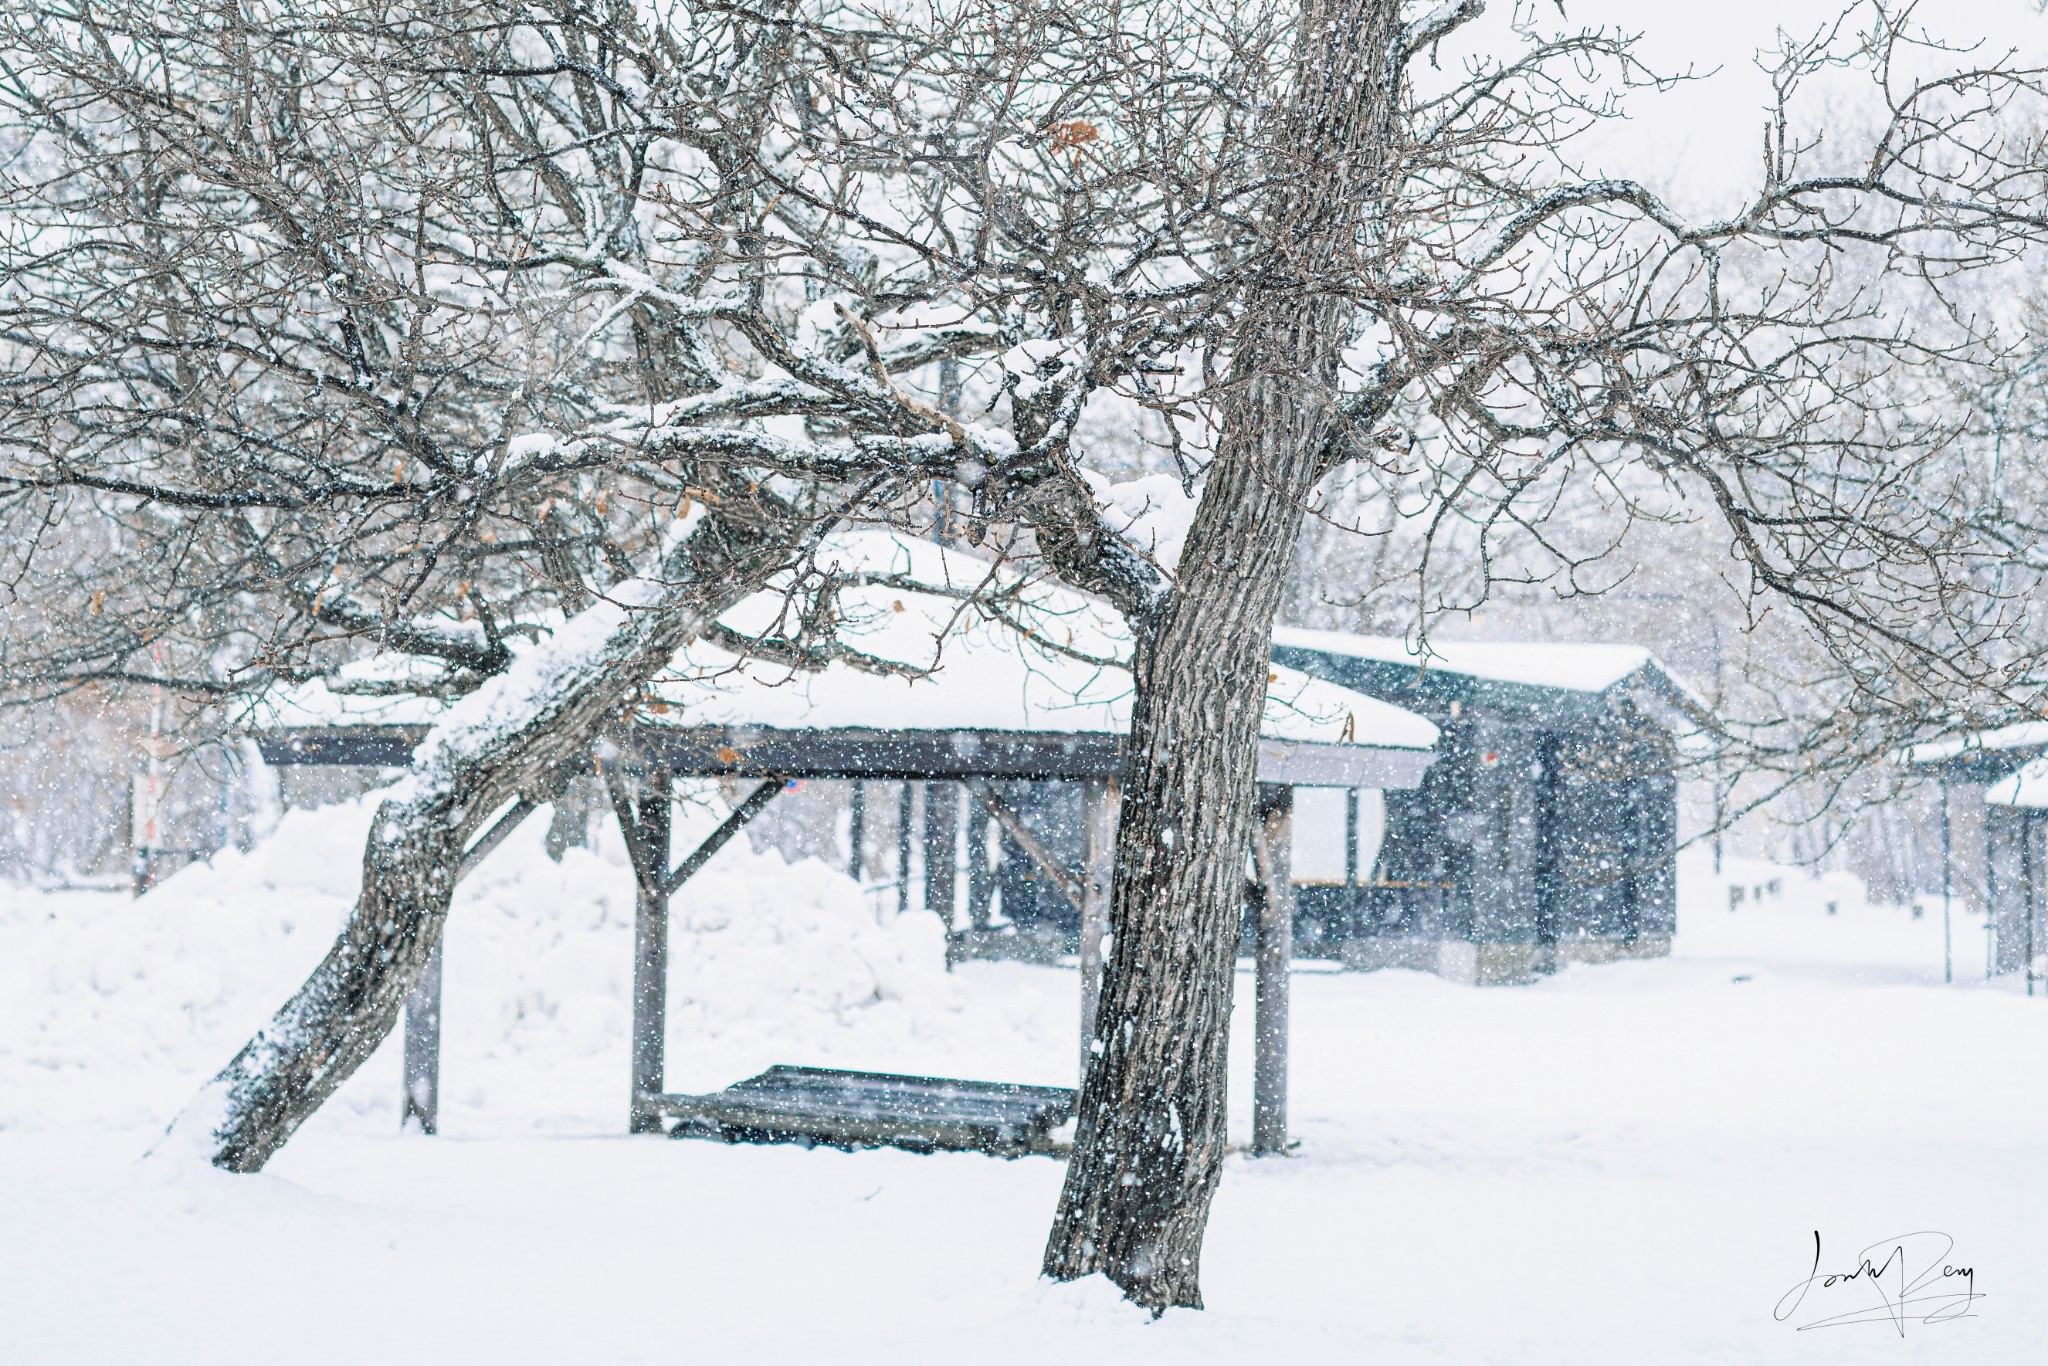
{"left": 174, "top": 508, "right": 792, "bottom": 1172}
{"left": 1043, "top": 0, "right": 1402, "bottom": 1311}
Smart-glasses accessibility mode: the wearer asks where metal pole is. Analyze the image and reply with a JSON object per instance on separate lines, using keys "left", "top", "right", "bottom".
{"left": 1942, "top": 781, "right": 1952, "bottom": 986}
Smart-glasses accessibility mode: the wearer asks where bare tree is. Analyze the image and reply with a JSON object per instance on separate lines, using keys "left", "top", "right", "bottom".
{"left": 0, "top": 0, "right": 1039, "bottom": 1167}
{"left": 5, "top": 0, "right": 2046, "bottom": 1314}
{"left": 1010, "top": 0, "right": 2048, "bottom": 1310}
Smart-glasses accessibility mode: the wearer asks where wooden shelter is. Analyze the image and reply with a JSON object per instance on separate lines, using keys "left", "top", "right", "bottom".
{"left": 1907, "top": 723, "right": 2048, "bottom": 989}
{"left": 1267, "top": 630, "right": 1701, "bottom": 985}
{"left": 255, "top": 533, "right": 1439, "bottom": 1153}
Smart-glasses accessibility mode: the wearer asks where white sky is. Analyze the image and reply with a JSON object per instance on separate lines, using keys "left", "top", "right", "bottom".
{"left": 1429, "top": 0, "right": 2048, "bottom": 217}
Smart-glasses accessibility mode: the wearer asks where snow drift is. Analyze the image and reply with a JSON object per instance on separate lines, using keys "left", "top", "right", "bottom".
{"left": 0, "top": 790, "right": 1002, "bottom": 1138}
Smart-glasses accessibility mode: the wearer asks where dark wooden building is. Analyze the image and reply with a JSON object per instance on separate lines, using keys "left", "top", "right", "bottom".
{"left": 1268, "top": 631, "right": 1699, "bottom": 985}
{"left": 1984, "top": 781, "right": 2046, "bottom": 985}
{"left": 1907, "top": 725, "right": 2048, "bottom": 987}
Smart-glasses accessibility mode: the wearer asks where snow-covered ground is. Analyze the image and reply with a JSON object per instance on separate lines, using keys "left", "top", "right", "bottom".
{"left": 2, "top": 805, "right": 2042, "bottom": 1364}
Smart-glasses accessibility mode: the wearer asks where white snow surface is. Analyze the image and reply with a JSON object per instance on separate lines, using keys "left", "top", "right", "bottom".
{"left": 1987, "top": 755, "right": 2048, "bottom": 808}
{"left": 1907, "top": 720, "right": 2048, "bottom": 767}
{"left": 261, "top": 531, "right": 1439, "bottom": 753}
{"left": 1273, "top": 626, "right": 1671, "bottom": 694}
{"left": 3, "top": 807, "right": 2043, "bottom": 1363}
{"left": 0, "top": 793, "right": 978, "bottom": 1137}
{"left": 1083, "top": 468, "right": 1202, "bottom": 574}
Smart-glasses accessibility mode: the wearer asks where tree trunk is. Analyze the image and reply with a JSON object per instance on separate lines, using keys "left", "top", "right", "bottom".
{"left": 173, "top": 508, "right": 794, "bottom": 1172}
{"left": 1042, "top": 0, "right": 1402, "bottom": 1311}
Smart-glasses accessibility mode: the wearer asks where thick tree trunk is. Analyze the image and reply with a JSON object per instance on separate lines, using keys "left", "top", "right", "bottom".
{"left": 173, "top": 508, "right": 793, "bottom": 1172}
{"left": 1042, "top": 0, "right": 1402, "bottom": 1311}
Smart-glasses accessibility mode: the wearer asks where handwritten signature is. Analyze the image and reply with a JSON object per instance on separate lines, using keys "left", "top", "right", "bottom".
{"left": 1774, "top": 1231, "right": 1982, "bottom": 1333}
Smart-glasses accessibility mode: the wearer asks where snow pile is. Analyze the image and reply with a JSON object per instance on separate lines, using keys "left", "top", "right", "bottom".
{"left": 0, "top": 804, "right": 373, "bottom": 1135}
{"left": 1670, "top": 851, "right": 1968, "bottom": 986}
{"left": 999, "top": 337, "right": 1084, "bottom": 401}
{"left": 1083, "top": 469, "right": 1202, "bottom": 574}
{"left": 0, "top": 789, "right": 977, "bottom": 1137}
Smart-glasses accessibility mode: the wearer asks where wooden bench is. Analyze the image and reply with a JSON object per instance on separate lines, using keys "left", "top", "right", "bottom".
{"left": 652, "top": 1065, "right": 1075, "bottom": 1157}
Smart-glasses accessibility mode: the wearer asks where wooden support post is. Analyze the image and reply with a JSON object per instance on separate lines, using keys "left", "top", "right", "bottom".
{"left": 964, "top": 779, "right": 1083, "bottom": 910}
{"left": 896, "top": 781, "right": 915, "bottom": 918}
{"left": 1344, "top": 787, "right": 1361, "bottom": 886}
{"left": 401, "top": 942, "right": 442, "bottom": 1134}
{"left": 624, "top": 771, "right": 673, "bottom": 1133}
{"left": 966, "top": 800, "right": 994, "bottom": 931}
{"left": 847, "top": 780, "right": 866, "bottom": 881}
{"left": 1252, "top": 786, "right": 1294, "bottom": 1155}
{"left": 399, "top": 796, "right": 539, "bottom": 1137}
{"left": 662, "top": 777, "right": 783, "bottom": 897}
{"left": 1078, "top": 778, "right": 1116, "bottom": 1085}
{"left": 605, "top": 774, "right": 780, "bottom": 1130}
{"left": 925, "top": 782, "right": 960, "bottom": 967}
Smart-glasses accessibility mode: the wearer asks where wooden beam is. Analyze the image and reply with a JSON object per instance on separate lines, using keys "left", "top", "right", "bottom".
{"left": 1344, "top": 787, "right": 1361, "bottom": 887}
{"left": 608, "top": 773, "right": 784, "bottom": 1134}
{"left": 963, "top": 779, "right": 1084, "bottom": 913}
{"left": 896, "top": 782, "right": 915, "bottom": 918}
{"left": 1251, "top": 788, "right": 1294, "bottom": 1156}
{"left": 966, "top": 801, "right": 994, "bottom": 931}
{"left": 651, "top": 726, "right": 1124, "bottom": 782}
{"left": 609, "top": 771, "right": 674, "bottom": 1133}
{"left": 925, "top": 782, "right": 959, "bottom": 954}
{"left": 256, "top": 726, "right": 429, "bottom": 767}
{"left": 258, "top": 722, "right": 1439, "bottom": 791}
{"left": 662, "top": 777, "right": 786, "bottom": 896}
{"left": 847, "top": 780, "right": 866, "bottom": 881}
{"left": 652, "top": 1065, "right": 1075, "bottom": 1156}
{"left": 459, "top": 798, "right": 539, "bottom": 878}
{"left": 605, "top": 772, "right": 661, "bottom": 893}
{"left": 1078, "top": 778, "right": 1117, "bottom": 1084}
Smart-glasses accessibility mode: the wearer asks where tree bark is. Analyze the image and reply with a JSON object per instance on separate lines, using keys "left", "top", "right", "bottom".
{"left": 1042, "top": 0, "right": 1402, "bottom": 1311}
{"left": 174, "top": 505, "right": 797, "bottom": 1172}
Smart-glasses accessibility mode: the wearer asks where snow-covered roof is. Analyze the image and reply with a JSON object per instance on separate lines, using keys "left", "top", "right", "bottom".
{"left": 1901, "top": 720, "right": 2048, "bottom": 768}
{"left": 1270, "top": 628, "right": 1667, "bottom": 695}
{"left": 257, "top": 531, "right": 1437, "bottom": 756}
{"left": 1987, "top": 756, "right": 2048, "bottom": 808}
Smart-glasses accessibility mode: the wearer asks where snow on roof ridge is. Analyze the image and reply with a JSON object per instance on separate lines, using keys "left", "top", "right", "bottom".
{"left": 1901, "top": 719, "right": 2048, "bottom": 766}
{"left": 256, "top": 532, "right": 1438, "bottom": 753}
{"left": 1270, "top": 626, "right": 1669, "bottom": 695}
{"left": 1988, "top": 755, "right": 2048, "bottom": 808}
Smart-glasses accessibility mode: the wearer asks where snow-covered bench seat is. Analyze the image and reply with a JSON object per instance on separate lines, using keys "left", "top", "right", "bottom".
{"left": 656, "top": 1065, "right": 1074, "bottom": 1157}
